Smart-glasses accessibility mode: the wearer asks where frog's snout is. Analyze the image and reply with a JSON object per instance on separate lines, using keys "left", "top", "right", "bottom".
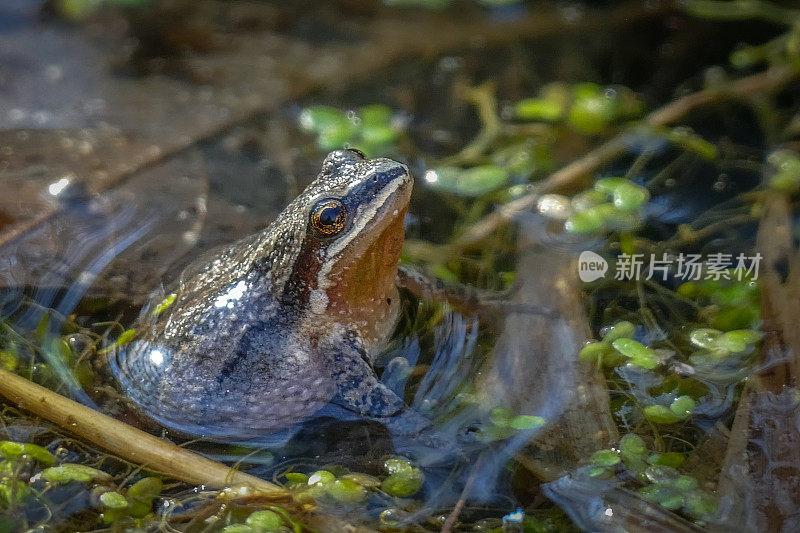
{"left": 370, "top": 159, "right": 412, "bottom": 191}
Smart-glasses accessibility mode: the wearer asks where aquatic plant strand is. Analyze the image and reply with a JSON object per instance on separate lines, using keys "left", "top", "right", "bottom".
{"left": 0, "top": 368, "right": 288, "bottom": 498}
{"left": 455, "top": 64, "right": 800, "bottom": 250}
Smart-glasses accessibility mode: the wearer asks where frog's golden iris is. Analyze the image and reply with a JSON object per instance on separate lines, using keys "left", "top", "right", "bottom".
{"left": 310, "top": 198, "right": 347, "bottom": 236}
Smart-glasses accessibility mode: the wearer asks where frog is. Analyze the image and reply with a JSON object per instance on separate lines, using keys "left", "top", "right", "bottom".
{"left": 112, "top": 149, "right": 422, "bottom": 441}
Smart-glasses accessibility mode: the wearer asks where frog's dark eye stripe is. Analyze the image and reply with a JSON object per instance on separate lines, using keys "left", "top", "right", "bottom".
{"left": 310, "top": 199, "right": 347, "bottom": 236}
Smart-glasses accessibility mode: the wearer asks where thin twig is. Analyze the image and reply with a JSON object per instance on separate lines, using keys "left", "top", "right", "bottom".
{"left": 667, "top": 213, "right": 755, "bottom": 247}
{"left": 441, "top": 455, "right": 483, "bottom": 533}
{"left": 646, "top": 65, "right": 798, "bottom": 125}
{"left": 442, "top": 82, "right": 501, "bottom": 166}
{"left": 0, "top": 369, "right": 289, "bottom": 498}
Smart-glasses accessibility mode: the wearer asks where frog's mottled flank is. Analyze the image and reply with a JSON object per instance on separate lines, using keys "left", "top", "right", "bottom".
{"left": 113, "top": 150, "right": 414, "bottom": 440}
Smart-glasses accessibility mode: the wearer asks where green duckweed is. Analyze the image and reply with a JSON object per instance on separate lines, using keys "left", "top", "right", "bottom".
{"left": 644, "top": 396, "right": 695, "bottom": 425}
{"left": 514, "top": 97, "right": 564, "bottom": 122}
{"left": 39, "top": 464, "right": 112, "bottom": 484}
{"left": 293, "top": 469, "right": 374, "bottom": 505}
{"left": 0, "top": 480, "right": 31, "bottom": 509}
{"left": 590, "top": 449, "right": 621, "bottom": 467}
{"left": 592, "top": 204, "right": 642, "bottom": 232}
{"left": 381, "top": 471, "right": 424, "bottom": 498}
{"left": 578, "top": 341, "right": 614, "bottom": 364}
{"left": 0, "top": 441, "right": 56, "bottom": 465}
{"left": 675, "top": 475, "right": 698, "bottom": 491}
{"left": 669, "top": 395, "right": 696, "bottom": 418}
{"left": 571, "top": 189, "right": 607, "bottom": 211}
{"left": 567, "top": 83, "right": 619, "bottom": 135}
{"left": 384, "top": 458, "right": 416, "bottom": 476}
{"left": 640, "top": 483, "right": 684, "bottom": 510}
{"left": 327, "top": 479, "right": 367, "bottom": 503}
{"left": 564, "top": 177, "right": 648, "bottom": 234}
{"left": 647, "top": 452, "right": 686, "bottom": 469}
{"left": 636, "top": 465, "right": 716, "bottom": 519}
{"left": 298, "top": 105, "right": 351, "bottom": 133}
{"left": 579, "top": 324, "right": 633, "bottom": 367}
{"left": 126, "top": 477, "right": 162, "bottom": 517}
{"left": 611, "top": 338, "right": 659, "bottom": 369}
{"left": 307, "top": 470, "right": 335, "bottom": 485}
{"left": 382, "top": 458, "right": 424, "bottom": 498}
{"left": 508, "top": 415, "right": 546, "bottom": 430}
{"left": 489, "top": 406, "right": 512, "bottom": 427}
{"left": 246, "top": 510, "right": 283, "bottom": 531}
{"left": 360, "top": 124, "right": 396, "bottom": 146}
{"left": 689, "top": 327, "right": 761, "bottom": 356}
{"left": 612, "top": 181, "right": 651, "bottom": 211}
{"left": 595, "top": 177, "right": 650, "bottom": 211}
{"left": 643, "top": 405, "right": 682, "bottom": 424}
{"left": 341, "top": 473, "right": 381, "bottom": 489}
{"left": 619, "top": 433, "right": 646, "bottom": 456}
{"left": 424, "top": 165, "right": 509, "bottom": 197}
{"left": 684, "top": 490, "right": 718, "bottom": 519}
{"left": 593, "top": 177, "right": 629, "bottom": 196}
{"left": 664, "top": 127, "right": 718, "bottom": 160}
{"left": 284, "top": 472, "right": 308, "bottom": 487}
{"left": 716, "top": 329, "right": 762, "bottom": 352}
{"left": 221, "top": 525, "right": 255, "bottom": 533}
{"left": 492, "top": 142, "right": 552, "bottom": 177}
{"left": 602, "top": 321, "right": 637, "bottom": 342}
{"left": 564, "top": 208, "right": 605, "bottom": 234}
{"left": 298, "top": 104, "right": 402, "bottom": 156}
{"left": 360, "top": 103, "right": 393, "bottom": 125}
{"left": 689, "top": 328, "right": 721, "bottom": 350}
{"left": 99, "top": 491, "right": 129, "bottom": 510}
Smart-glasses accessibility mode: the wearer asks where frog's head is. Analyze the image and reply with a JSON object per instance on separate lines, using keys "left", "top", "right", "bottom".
{"left": 280, "top": 149, "right": 412, "bottom": 344}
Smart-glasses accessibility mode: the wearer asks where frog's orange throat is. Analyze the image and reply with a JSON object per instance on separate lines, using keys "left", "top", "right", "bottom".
{"left": 285, "top": 203, "right": 407, "bottom": 348}
{"left": 321, "top": 209, "right": 406, "bottom": 343}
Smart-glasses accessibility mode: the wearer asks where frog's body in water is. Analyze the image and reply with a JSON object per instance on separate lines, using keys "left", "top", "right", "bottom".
{"left": 114, "top": 150, "right": 418, "bottom": 440}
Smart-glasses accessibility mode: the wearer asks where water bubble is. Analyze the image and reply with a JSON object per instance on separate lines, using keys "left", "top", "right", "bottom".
{"left": 44, "top": 65, "right": 63, "bottom": 82}
{"left": 560, "top": 4, "right": 583, "bottom": 23}
{"left": 8, "top": 109, "right": 25, "bottom": 122}
{"left": 537, "top": 194, "right": 572, "bottom": 220}
{"left": 439, "top": 56, "right": 462, "bottom": 71}
{"left": 47, "top": 176, "right": 73, "bottom": 197}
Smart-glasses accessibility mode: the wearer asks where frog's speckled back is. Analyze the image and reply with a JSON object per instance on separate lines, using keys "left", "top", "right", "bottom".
{"left": 112, "top": 150, "right": 415, "bottom": 440}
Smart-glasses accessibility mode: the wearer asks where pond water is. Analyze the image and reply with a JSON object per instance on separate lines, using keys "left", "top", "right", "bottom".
{"left": 0, "top": 0, "right": 799, "bottom": 531}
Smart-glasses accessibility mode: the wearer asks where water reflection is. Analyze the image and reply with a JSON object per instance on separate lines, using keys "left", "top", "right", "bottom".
{"left": 0, "top": 177, "right": 588, "bottom": 521}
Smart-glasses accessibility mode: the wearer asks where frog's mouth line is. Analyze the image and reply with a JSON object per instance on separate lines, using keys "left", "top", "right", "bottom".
{"left": 329, "top": 174, "right": 411, "bottom": 261}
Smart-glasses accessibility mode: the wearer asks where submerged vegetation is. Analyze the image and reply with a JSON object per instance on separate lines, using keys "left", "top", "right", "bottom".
{"left": 1, "top": 0, "right": 800, "bottom": 530}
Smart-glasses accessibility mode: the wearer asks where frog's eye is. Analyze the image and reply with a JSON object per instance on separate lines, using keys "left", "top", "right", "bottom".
{"left": 310, "top": 199, "right": 347, "bottom": 236}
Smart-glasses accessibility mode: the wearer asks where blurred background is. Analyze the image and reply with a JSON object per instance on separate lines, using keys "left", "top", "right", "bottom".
{"left": 1, "top": 0, "right": 800, "bottom": 531}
